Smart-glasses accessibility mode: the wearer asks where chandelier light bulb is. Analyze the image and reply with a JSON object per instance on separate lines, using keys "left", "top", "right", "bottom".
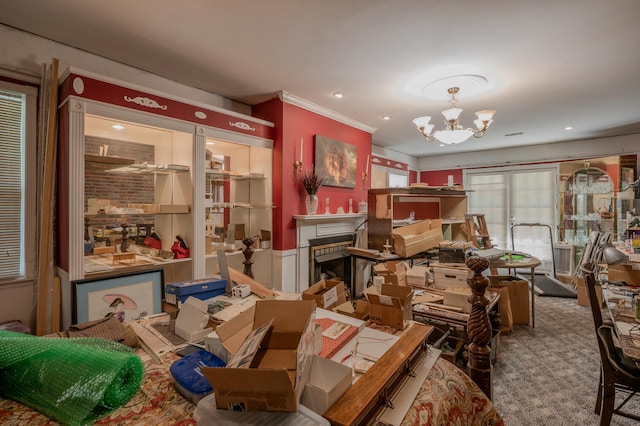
{"left": 413, "top": 85, "right": 495, "bottom": 145}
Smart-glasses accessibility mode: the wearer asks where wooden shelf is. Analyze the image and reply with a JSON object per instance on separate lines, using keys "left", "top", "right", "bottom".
{"left": 85, "top": 154, "right": 135, "bottom": 170}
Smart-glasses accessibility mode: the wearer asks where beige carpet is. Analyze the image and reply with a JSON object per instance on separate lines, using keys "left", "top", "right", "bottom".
{"left": 493, "top": 295, "right": 640, "bottom": 425}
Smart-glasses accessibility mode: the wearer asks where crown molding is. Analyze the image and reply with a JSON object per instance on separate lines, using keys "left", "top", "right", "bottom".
{"left": 278, "top": 90, "right": 376, "bottom": 134}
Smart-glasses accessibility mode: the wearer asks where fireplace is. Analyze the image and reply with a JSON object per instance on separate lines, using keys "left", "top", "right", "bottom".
{"left": 309, "top": 234, "right": 354, "bottom": 289}
{"left": 294, "top": 213, "right": 366, "bottom": 293}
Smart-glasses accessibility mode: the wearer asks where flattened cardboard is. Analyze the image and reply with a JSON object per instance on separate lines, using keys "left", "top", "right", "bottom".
{"left": 391, "top": 219, "right": 443, "bottom": 258}
{"left": 202, "top": 299, "right": 317, "bottom": 413}
{"left": 367, "top": 284, "right": 413, "bottom": 329}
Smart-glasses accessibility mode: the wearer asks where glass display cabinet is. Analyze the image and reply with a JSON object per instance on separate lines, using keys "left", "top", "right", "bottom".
{"left": 562, "top": 166, "right": 614, "bottom": 246}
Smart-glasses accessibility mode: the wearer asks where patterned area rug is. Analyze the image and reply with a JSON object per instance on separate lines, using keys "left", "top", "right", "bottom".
{"left": 493, "top": 295, "right": 640, "bottom": 425}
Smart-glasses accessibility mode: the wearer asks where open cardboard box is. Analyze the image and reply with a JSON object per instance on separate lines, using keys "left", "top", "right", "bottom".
{"left": 391, "top": 218, "right": 443, "bottom": 258}
{"left": 373, "top": 261, "right": 408, "bottom": 286}
{"left": 333, "top": 300, "right": 369, "bottom": 321}
{"left": 174, "top": 297, "right": 213, "bottom": 342}
{"left": 301, "top": 354, "right": 352, "bottom": 415}
{"left": 202, "top": 299, "right": 317, "bottom": 413}
{"left": 367, "top": 283, "right": 413, "bottom": 329}
{"left": 302, "top": 279, "right": 347, "bottom": 310}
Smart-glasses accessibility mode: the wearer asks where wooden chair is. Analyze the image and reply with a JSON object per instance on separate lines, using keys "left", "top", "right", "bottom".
{"left": 596, "top": 325, "right": 640, "bottom": 425}
{"left": 582, "top": 262, "right": 617, "bottom": 416}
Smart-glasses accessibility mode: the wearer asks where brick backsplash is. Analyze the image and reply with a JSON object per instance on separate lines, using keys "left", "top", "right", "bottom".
{"left": 85, "top": 136, "right": 155, "bottom": 230}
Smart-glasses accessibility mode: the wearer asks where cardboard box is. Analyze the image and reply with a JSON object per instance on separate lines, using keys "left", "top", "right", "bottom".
{"left": 333, "top": 300, "right": 369, "bottom": 320}
{"left": 575, "top": 276, "right": 603, "bottom": 307}
{"left": 301, "top": 355, "right": 352, "bottom": 415}
{"left": 367, "top": 284, "right": 413, "bottom": 329}
{"left": 443, "top": 286, "right": 472, "bottom": 313}
{"left": 406, "top": 265, "right": 430, "bottom": 288}
{"left": 373, "top": 261, "right": 408, "bottom": 286}
{"left": 302, "top": 279, "right": 347, "bottom": 310}
{"left": 391, "top": 219, "right": 443, "bottom": 258}
{"left": 607, "top": 264, "right": 640, "bottom": 286}
{"left": 488, "top": 275, "right": 530, "bottom": 325}
{"left": 202, "top": 299, "right": 317, "bottom": 413}
{"left": 432, "top": 265, "right": 470, "bottom": 290}
{"left": 165, "top": 277, "right": 227, "bottom": 307}
{"left": 175, "top": 297, "right": 214, "bottom": 342}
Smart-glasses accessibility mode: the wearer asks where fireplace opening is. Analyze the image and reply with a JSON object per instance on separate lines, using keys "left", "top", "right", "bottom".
{"left": 309, "top": 234, "right": 354, "bottom": 291}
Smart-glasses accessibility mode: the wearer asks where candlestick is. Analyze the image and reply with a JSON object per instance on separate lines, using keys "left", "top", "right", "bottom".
{"left": 294, "top": 137, "right": 303, "bottom": 172}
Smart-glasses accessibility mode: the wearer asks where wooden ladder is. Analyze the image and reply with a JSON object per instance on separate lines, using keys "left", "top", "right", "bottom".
{"left": 463, "top": 214, "right": 493, "bottom": 249}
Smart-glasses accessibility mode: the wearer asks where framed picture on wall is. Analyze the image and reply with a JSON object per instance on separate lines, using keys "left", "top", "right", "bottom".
{"left": 72, "top": 269, "right": 164, "bottom": 324}
{"left": 314, "top": 135, "right": 357, "bottom": 188}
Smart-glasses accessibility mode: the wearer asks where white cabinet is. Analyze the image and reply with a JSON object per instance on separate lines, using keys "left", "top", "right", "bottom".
{"left": 202, "top": 139, "right": 273, "bottom": 285}
{"left": 81, "top": 115, "right": 194, "bottom": 277}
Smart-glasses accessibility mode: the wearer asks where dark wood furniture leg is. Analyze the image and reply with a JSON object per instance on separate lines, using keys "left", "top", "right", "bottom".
{"left": 466, "top": 256, "right": 493, "bottom": 400}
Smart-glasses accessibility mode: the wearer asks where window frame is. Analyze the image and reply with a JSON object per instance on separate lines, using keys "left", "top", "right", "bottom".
{"left": 0, "top": 79, "right": 37, "bottom": 282}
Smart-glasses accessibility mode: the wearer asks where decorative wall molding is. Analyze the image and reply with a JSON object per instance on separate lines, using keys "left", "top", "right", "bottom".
{"left": 124, "top": 95, "right": 168, "bottom": 110}
{"left": 229, "top": 121, "right": 256, "bottom": 132}
{"left": 278, "top": 90, "right": 376, "bottom": 134}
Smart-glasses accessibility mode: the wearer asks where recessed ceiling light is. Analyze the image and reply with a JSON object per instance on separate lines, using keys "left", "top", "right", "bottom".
{"left": 381, "top": 115, "right": 391, "bottom": 121}
{"left": 112, "top": 124, "right": 125, "bottom": 130}
{"left": 206, "top": 141, "right": 215, "bottom": 146}
{"left": 565, "top": 126, "right": 574, "bottom": 131}
{"left": 333, "top": 92, "right": 344, "bottom": 99}
{"left": 439, "top": 143, "right": 445, "bottom": 147}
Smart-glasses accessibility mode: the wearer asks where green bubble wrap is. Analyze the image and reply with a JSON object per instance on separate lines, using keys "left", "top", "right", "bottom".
{"left": 0, "top": 330, "right": 144, "bottom": 425}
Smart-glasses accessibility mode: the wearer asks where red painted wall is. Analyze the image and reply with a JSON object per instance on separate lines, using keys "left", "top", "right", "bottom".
{"left": 420, "top": 169, "right": 463, "bottom": 186}
{"left": 253, "top": 99, "right": 372, "bottom": 251}
{"left": 409, "top": 170, "right": 418, "bottom": 184}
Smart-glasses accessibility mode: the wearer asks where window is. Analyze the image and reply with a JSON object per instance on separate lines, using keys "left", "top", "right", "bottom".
{"left": 388, "top": 172, "right": 408, "bottom": 188}
{"left": 464, "top": 165, "right": 558, "bottom": 272}
{"left": 0, "top": 81, "right": 37, "bottom": 281}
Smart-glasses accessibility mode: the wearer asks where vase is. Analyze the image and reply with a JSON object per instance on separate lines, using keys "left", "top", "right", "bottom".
{"left": 305, "top": 194, "right": 319, "bottom": 215}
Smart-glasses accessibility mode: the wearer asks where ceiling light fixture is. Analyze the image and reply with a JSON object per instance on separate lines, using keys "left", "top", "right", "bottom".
{"left": 412, "top": 86, "right": 495, "bottom": 145}
{"left": 333, "top": 92, "right": 344, "bottom": 99}
{"left": 112, "top": 124, "right": 125, "bottom": 130}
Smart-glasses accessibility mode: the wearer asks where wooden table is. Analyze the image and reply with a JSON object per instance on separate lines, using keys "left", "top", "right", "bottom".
{"left": 489, "top": 255, "right": 541, "bottom": 327}
{"left": 601, "top": 286, "right": 640, "bottom": 362}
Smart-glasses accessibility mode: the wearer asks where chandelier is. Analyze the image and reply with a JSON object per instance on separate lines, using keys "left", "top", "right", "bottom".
{"left": 413, "top": 87, "right": 496, "bottom": 145}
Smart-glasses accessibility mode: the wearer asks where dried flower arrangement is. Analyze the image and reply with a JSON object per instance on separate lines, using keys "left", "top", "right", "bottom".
{"left": 300, "top": 168, "right": 325, "bottom": 195}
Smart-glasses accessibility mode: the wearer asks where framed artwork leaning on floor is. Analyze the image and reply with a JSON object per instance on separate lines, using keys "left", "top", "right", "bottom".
{"left": 73, "top": 269, "right": 164, "bottom": 324}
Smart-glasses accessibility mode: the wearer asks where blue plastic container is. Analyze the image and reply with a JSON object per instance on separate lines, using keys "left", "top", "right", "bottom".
{"left": 170, "top": 350, "right": 226, "bottom": 404}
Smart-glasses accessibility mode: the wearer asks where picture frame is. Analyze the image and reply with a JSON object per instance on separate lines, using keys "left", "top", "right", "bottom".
{"left": 314, "top": 135, "right": 357, "bottom": 188}
{"left": 73, "top": 269, "right": 164, "bottom": 324}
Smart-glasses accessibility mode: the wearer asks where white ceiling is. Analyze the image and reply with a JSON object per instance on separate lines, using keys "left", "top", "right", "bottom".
{"left": 2, "top": 0, "right": 640, "bottom": 158}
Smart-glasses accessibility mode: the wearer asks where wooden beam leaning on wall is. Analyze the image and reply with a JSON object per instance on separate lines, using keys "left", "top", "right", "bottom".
{"left": 36, "top": 58, "right": 59, "bottom": 336}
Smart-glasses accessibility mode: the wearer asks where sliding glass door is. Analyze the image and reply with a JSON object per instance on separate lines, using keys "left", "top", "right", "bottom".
{"left": 464, "top": 165, "right": 559, "bottom": 272}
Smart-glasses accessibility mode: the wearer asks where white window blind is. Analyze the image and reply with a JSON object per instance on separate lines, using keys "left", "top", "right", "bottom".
{"left": 465, "top": 166, "right": 558, "bottom": 272}
{"left": 0, "top": 89, "right": 25, "bottom": 279}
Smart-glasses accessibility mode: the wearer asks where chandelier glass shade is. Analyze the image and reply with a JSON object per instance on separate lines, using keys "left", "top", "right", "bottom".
{"left": 413, "top": 87, "right": 495, "bottom": 145}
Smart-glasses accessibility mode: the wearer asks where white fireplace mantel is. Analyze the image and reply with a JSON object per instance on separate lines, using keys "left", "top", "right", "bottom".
{"left": 294, "top": 213, "right": 366, "bottom": 293}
